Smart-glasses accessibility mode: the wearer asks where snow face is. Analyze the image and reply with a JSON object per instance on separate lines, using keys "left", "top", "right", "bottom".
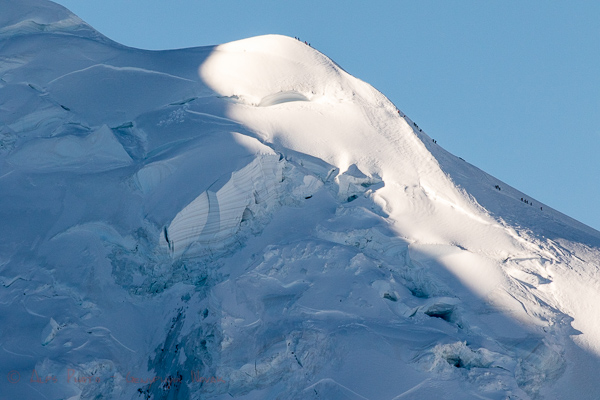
{"left": 7, "top": 124, "right": 132, "bottom": 172}
{"left": 2, "top": 2, "right": 600, "bottom": 399}
{"left": 161, "top": 151, "right": 284, "bottom": 257}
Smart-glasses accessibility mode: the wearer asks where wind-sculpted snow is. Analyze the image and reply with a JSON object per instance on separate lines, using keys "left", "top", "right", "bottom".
{"left": 161, "top": 153, "right": 284, "bottom": 257}
{"left": 47, "top": 64, "right": 202, "bottom": 127}
{"left": 0, "top": 0, "right": 92, "bottom": 38}
{"left": 258, "top": 90, "right": 309, "bottom": 107}
{"left": 7, "top": 125, "right": 132, "bottom": 172}
{"left": 2, "top": 1, "right": 600, "bottom": 399}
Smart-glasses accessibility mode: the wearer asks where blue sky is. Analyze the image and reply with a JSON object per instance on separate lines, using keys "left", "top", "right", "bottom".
{"left": 52, "top": 0, "right": 600, "bottom": 231}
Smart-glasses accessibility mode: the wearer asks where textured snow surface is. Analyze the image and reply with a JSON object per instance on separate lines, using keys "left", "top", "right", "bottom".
{"left": 2, "top": 1, "right": 600, "bottom": 399}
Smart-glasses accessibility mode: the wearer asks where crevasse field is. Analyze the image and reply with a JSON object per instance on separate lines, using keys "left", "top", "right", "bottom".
{"left": 2, "top": 1, "right": 600, "bottom": 399}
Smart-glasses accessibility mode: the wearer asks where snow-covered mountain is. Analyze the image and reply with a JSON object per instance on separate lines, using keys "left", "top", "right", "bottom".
{"left": 2, "top": 1, "right": 600, "bottom": 399}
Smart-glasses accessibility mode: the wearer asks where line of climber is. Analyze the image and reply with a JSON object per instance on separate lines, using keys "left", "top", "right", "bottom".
{"left": 520, "top": 197, "right": 542, "bottom": 210}
{"left": 294, "top": 37, "right": 311, "bottom": 47}
{"left": 410, "top": 121, "right": 423, "bottom": 132}
{"left": 394, "top": 109, "right": 425, "bottom": 134}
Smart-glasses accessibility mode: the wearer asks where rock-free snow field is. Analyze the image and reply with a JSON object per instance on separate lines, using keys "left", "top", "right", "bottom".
{"left": 2, "top": 1, "right": 600, "bottom": 399}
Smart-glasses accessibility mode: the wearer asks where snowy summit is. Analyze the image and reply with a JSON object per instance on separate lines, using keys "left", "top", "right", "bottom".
{"left": 2, "top": 1, "right": 600, "bottom": 399}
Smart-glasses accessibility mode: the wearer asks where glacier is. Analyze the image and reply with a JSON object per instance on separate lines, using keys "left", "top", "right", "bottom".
{"left": 2, "top": 1, "right": 600, "bottom": 399}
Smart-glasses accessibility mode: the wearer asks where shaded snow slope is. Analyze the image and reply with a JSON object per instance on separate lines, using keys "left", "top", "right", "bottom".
{"left": 2, "top": 2, "right": 600, "bottom": 399}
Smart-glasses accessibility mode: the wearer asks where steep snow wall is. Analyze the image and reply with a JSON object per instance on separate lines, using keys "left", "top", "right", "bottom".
{"left": 161, "top": 153, "right": 283, "bottom": 257}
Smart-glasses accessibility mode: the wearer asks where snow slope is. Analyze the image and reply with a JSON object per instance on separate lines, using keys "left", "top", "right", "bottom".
{"left": 2, "top": 1, "right": 600, "bottom": 399}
